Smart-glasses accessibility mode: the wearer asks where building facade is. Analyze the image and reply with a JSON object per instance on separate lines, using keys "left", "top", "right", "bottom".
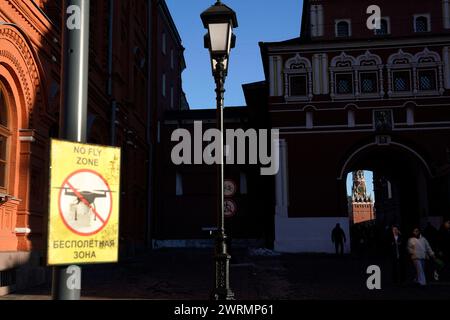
{"left": 153, "top": 83, "right": 274, "bottom": 248}
{"left": 260, "top": 0, "right": 450, "bottom": 253}
{"left": 0, "top": 0, "right": 186, "bottom": 295}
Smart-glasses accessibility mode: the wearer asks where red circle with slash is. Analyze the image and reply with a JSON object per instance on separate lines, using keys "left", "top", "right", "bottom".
{"left": 58, "top": 169, "right": 113, "bottom": 236}
{"left": 224, "top": 199, "right": 237, "bottom": 218}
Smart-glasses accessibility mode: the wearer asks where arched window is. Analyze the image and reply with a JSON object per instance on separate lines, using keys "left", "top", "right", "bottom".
{"left": 387, "top": 50, "right": 414, "bottom": 97}
{"left": 414, "top": 48, "right": 444, "bottom": 95}
{"left": 284, "top": 54, "right": 313, "bottom": 102}
{"left": 356, "top": 51, "right": 384, "bottom": 98}
{"left": 330, "top": 52, "right": 357, "bottom": 99}
{"left": 414, "top": 15, "right": 430, "bottom": 33}
{"left": 0, "top": 84, "right": 10, "bottom": 190}
{"left": 336, "top": 20, "right": 350, "bottom": 37}
{"left": 305, "top": 108, "right": 314, "bottom": 129}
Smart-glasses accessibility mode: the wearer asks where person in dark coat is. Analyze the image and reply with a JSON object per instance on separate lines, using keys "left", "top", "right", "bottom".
{"left": 332, "top": 223, "right": 346, "bottom": 256}
{"left": 387, "top": 225, "right": 407, "bottom": 284}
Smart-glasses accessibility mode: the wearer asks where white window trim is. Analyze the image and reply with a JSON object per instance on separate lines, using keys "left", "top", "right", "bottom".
{"left": 335, "top": 19, "right": 352, "bottom": 37}
{"left": 414, "top": 48, "right": 445, "bottom": 95}
{"left": 355, "top": 51, "right": 384, "bottom": 96}
{"left": 387, "top": 50, "right": 414, "bottom": 97}
{"left": 330, "top": 52, "right": 357, "bottom": 100}
{"left": 284, "top": 54, "right": 313, "bottom": 102}
{"left": 413, "top": 14, "right": 431, "bottom": 33}
{"left": 287, "top": 74, "right": 309, "bottom": 101}
{"left": 387, "top": 48, "right": 444, "bottom": 97}
{"left": 374, "top": 17, "right": 391, "bottom": 35}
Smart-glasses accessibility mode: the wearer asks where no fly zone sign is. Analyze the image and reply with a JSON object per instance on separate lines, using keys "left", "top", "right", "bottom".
{"left": 47, "top": 139, "right": 121, "bottom": 266}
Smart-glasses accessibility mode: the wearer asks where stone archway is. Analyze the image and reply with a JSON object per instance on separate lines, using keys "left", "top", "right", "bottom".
{"left": 339, "top": 140, "right": 433, "bottom": 255}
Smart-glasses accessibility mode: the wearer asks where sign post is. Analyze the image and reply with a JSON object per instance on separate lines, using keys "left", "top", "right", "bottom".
{"left": 51, "top": 0, "right": 91, "bottom": 300}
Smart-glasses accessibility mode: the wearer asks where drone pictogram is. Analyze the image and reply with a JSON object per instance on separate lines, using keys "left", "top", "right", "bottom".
{"left": 57, "top": 170, "right": 114, "bottom": 236}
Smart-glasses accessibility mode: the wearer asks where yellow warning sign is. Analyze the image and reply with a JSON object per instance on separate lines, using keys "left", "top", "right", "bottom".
{"left": 47, "top": 139, "right": 121, "bottom": 266}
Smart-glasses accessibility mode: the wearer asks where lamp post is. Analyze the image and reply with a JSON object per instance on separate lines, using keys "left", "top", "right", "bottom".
{"left": 201, "top": 0, "right": 238, "bottom": 301}
{"left": 52, "top": 0, "right": 90, "bottom": 300}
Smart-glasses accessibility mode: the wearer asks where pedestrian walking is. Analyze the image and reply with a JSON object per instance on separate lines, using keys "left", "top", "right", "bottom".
{"left": 408, "top": 227, "right": 436, "bottom": 286}
{"left": 388, "top": 225, "right": 406, "bottom": 284}
{"left": 331, "top": 223, "right": 346, "bottom": 256}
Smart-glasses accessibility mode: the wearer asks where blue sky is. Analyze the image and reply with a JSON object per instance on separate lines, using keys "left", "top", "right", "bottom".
{"left": 166, "top": 0, "right": 303, "bottom": 108}
{"left": 166, "top": 1, "right": 376, "bottom": 200}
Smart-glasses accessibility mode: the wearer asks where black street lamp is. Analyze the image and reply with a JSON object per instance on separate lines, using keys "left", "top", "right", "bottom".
{"left": 201, "top": 0, "right": 238, "bottom": 301}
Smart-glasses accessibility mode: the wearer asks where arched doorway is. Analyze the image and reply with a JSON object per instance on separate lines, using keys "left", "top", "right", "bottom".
{"left": 341, "top": 142, "right": 432, "bottom": 255}
{"left": 0, "top": 82, "right": 11, "bottom": 191}
{"left": 0, "top": 80, "right": 18, "bottom": 251}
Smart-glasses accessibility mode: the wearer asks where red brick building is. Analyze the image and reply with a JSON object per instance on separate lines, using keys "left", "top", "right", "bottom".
{"left": 260, "top": 0, "right": 450, "bottom": 253}
{"left": 0, "top": 0, "right": 186, "bottom": 294}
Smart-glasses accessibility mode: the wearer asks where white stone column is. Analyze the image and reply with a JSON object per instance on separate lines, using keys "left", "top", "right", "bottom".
{"left": 443, "top": 47, "right": 450, "bottom": 89}
{"left": 276, "top": 56, "right": 283, "bottom": 96}
{"left": 444, "top": 0, "right": 450, "bottom": 29}
{"left": 321, "top": 54, "right": 329, "bottom": 94}
{"left": 269, "top": 56, "right": 283, "bottom": 97}
{"left": 313, "top": 54, "right": 321, "bottom": 95}
{"left": 310, "top": 5, "right": 318, "bottom": 37}
{"left": 317, "top": 5, "right": 324, "bottom": 37}
{"left": 269, "top": 56, "right": 276, "bottom": 96}
{"left": 275, "top": 139, "right": 289, "bottom": 218}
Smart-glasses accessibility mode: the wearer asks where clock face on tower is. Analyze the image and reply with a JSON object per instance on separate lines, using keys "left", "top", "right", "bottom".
{"left": 356, "top": 183, "right": 366, "bottom": 196}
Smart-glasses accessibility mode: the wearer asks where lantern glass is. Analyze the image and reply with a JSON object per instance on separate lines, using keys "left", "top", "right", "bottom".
{"left": 208, "top": 22, "right": 232, "bottom": 55}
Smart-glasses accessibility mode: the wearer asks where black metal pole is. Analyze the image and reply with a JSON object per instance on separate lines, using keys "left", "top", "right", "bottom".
{"left": 212, "top": 56, "right": 234, "bottom": 300}
{"left": 52, "top": 0, "right": 90, "bottom": 300}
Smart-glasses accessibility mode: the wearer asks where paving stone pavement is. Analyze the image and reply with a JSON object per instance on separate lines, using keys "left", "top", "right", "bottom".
{"left": 1, "top": 249, "right": 449, "bottom": 300}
